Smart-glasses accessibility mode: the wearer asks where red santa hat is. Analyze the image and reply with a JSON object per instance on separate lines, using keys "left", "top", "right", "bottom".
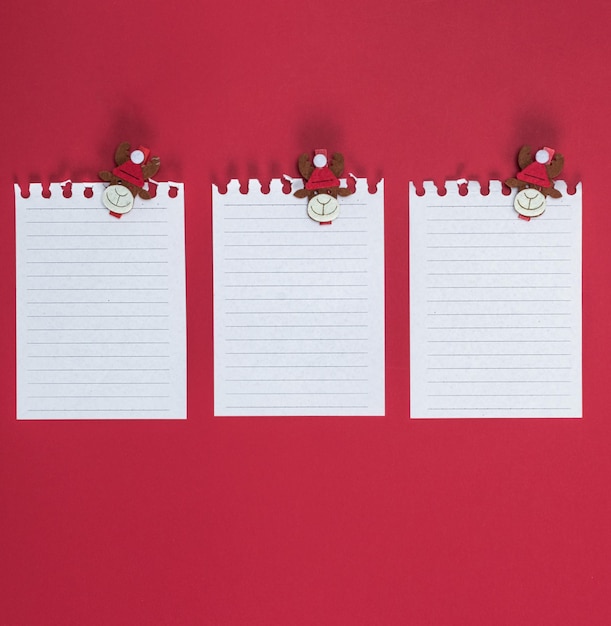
{"left": 305, "top": 149, "right": 340, "bottom": 190}
{"left": 112, "top": 146, "right": 151, "bottom": 188}
{"left": 516, "top": 147, "right": 555, "bottom": 188}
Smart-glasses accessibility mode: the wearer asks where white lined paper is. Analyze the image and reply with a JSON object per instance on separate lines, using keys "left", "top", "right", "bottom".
{"left": 213, "top": 178, "right": 385, "bottom": 416}
{"left": 16, "top": 182, "right": 186, "bottom": 419}
{"left": 409, "top": 180, "right": 582, "bottom": 418}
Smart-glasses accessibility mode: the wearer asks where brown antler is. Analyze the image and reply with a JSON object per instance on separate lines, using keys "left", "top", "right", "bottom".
{"left": 114, "top": 142, "right": 131, "bottom": 166}
{"left": 517, "top": 145, "right": 533, "bottom": 170}
{"left": 329, "top": 153, "right": 345, "bottom": 177}
{"left": 298, "top": 153, "right": 314, "bottom": 180}
{"left": 142, "top": 156, "right": 161, "bottom": 180}
{"left": 546, "top": 153, "right": 564, "bottom": 179}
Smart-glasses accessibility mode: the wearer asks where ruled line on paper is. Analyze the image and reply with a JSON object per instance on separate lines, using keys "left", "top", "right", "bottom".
{"left": 409, "top": 180, "right": 582, "bottom": 419}
{"left": 213, "top": 178, "right": 385, "bottom": 417}
{"left": 16, "top": 182, "right": 187, "bottom": 420}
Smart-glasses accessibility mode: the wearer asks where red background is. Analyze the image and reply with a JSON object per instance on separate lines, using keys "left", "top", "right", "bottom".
{"left": 1, "top": 0, "right": 610, "bottom": 624}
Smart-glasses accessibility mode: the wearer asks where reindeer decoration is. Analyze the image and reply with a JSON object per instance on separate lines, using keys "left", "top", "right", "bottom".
{"left": 294, "top": 150, "right": 353, "bottom": 224}
{"left": 99, "top": 142, "right": 160, "bottom": 218}
{"left": 505, "top": 146, "right": 564, "bottom": 220}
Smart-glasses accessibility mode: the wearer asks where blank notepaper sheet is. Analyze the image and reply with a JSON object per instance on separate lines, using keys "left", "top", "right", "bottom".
{"left": 213, "top": 179, "right": 385, "bottom": 416}
{"left": 16, "top": 182, "right": 186, "bottom": 420}
{"left": 410, "top": 181, "right": 582, "bottom": 418}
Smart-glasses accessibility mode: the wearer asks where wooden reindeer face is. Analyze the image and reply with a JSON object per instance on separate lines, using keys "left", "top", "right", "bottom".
{"left": 505, "top": 146, "right": 564, "bottom": 220}
{"left": 294, "top": 150, "right": 353, "bottom": 223}
{"left": 99, "top": 143, "right": 160, "bottom": 217}
{"left": 307, "top": 188, "right": 343, "bottom": 222}
{"left": 514, "top": 187, "right": 547, "bottom": 218}
{"left": 103, "top": 183, "right": 136, "bottom": 214}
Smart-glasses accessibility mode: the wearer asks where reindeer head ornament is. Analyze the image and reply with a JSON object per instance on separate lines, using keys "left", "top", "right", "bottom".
{"left": 99, "top": 142, "right": 160, "bottom": 218}
{"left": 505, "top": 146, "right": 564, "bottom": 220}
{"left": 294, "top": 150, "right": 353, "bottom": 224}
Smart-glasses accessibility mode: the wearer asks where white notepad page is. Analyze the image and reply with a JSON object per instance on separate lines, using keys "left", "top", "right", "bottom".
{"left": 213, "top": 178, "right": 385, "bottom": 416}
{"left": 16, "top": 182, "right": 186, "bottom": 419}
{"left": 410, "top": 180, "right": 582, "bottom": 418}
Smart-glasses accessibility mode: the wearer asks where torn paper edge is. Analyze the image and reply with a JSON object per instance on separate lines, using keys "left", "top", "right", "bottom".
{"left": 410, "top": 180, "right": 580, "bottom": 196}
{"left": 213, "top": 177, "right": 381, "bottom": 195}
